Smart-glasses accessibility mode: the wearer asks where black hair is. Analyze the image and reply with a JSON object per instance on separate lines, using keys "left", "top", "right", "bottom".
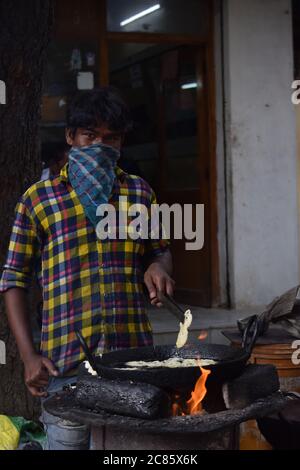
{"left": 41, "top": 142, "right": 70, "bottom": 166}
{"left": 66, "top": 86, "right": 133, "bottom": 136}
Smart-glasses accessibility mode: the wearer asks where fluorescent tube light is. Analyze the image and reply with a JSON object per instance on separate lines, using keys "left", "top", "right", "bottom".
{"left": 181, "top": 82, "right": 198, "bottom": 90}
{"left": 120, "top": 4, "right": 160, "bottom": 27}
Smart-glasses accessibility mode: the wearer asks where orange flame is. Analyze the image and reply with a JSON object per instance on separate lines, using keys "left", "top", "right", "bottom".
{"left": 172, "top": 395, "right": 181, "bottom": 416}
{"left": 186, "top": 361, "right": 211, "bottom": 414}
{"left": 171, "top": 359, "right": 211, "bottom": 416}
{"left": 198, "top": 330, "right": 208, "bottom": 341}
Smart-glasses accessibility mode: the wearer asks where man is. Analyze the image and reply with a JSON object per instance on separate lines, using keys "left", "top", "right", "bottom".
{"left": 0, "top": 87, "right": 174, "bottom": 449}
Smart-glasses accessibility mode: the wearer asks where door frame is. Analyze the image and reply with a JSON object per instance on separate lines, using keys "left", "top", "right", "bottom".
{"left": 98, "top": 0, "right": 221, "bottom": 307}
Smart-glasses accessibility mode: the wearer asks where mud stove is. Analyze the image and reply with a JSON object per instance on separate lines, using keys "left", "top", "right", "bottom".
{"left": 45, "top": 361, "right": 292, "bottom": 450}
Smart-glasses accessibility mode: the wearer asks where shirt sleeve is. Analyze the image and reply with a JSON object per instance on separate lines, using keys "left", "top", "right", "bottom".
{"left": 0, "top": 198, "right": 41, "bottom": 292}
{"left": 144, "top": 188, "right": 170, "bottom": 259}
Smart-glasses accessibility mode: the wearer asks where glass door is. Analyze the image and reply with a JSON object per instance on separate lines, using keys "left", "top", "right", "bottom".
{"left": 109, "top": 42, "right": 212, "bottom": 305}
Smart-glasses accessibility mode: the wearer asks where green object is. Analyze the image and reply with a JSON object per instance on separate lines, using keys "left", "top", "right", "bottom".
{"left": 10, "top": 416, "right": 46, "bottom": 449}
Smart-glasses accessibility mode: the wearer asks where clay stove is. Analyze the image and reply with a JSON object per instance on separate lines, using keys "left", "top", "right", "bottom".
{"left": 44, "top": 364, "right": 291, "bottom": 450}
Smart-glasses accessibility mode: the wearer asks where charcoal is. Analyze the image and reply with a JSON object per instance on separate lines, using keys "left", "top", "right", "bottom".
{"left": 257, "top": 399, "right": 300, "bottom": 449}
{"left": 222, "top": 364, "right": 279, "bottom": 409}
{"left": 75, "top": 374, "right": 171, "bottom": 420}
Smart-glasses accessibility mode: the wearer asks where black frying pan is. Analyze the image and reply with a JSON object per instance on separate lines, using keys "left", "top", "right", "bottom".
{"left": 79, "top": 316, "right": 259, "bottom": 391}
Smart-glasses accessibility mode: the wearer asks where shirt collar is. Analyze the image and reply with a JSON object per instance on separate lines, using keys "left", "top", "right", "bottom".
{"left": 59, "top": 162, "right": 127, "bottom": 184}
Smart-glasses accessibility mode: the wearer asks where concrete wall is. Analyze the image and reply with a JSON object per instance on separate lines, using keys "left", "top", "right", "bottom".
{"left": 222, "top": 0, "right": 299, "bottom": 307}
{"left": 214, "top": 0, "right": 229, "bottom": 307}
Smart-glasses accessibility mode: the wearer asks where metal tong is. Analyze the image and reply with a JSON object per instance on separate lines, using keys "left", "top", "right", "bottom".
{"left": 156, "top": 291, "right": 186, "bottom": 324}
{"left": 75, "top": 329, "right": 99, "bottom": 374}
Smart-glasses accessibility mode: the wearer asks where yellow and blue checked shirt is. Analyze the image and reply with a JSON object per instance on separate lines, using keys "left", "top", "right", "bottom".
{"left": 0, "top": 164, "right": 169, "bottom": 374}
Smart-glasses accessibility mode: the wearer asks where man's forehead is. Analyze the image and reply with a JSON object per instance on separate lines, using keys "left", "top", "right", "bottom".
{"left": 82, "top": 126, "right": 120, "bottom": 135}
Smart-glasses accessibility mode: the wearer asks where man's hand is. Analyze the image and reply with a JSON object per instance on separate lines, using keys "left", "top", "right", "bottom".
{"left": 4, "top": 288, "right": 59, "bottom": 397}
{"left": 144, "top": 261, "right": 175, "bottom": 307}
{"left": 24, "top": 353, "right": 59, "bottom": 397}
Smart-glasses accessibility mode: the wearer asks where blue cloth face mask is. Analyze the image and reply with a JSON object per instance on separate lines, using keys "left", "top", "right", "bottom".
{"left": 68, "top": 143, "right": 120, "bottom": 227}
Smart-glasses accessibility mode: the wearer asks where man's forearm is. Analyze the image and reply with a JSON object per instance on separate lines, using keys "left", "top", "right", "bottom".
{"left": 4, "top": 287, "right": 36, "bottom": 362}
{"left": 149, "top": 249, "right": 173, "bottom": 276}
{"left": 4, "top": 287, "right": 58, "bottom": 397}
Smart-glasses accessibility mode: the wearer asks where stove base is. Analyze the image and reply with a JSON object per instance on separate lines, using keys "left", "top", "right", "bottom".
{"left": 44, "top": 389, "right": 288, "bottom": 451}
{"left": 90, "top": 425, "right": 239, "bottom": 450}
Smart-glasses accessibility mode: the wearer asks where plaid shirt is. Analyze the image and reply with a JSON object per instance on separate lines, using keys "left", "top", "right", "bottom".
{"left": 0, "top": 164, "right": 169, "bottom": 375}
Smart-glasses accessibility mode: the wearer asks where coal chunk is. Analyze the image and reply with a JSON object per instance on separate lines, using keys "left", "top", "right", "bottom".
{"left": 223, "top": 364, "right": 279, "bottom": 409}
{"left": 75, "top": 374, "right": 171, "bottom": 420}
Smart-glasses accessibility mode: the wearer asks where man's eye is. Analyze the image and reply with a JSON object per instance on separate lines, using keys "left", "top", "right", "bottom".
{"left": 85, "top": 133, "right": 95, "bottom": 139}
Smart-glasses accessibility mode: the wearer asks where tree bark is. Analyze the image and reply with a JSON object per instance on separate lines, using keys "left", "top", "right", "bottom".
{"left": 0, "top": 0, "right": 53, "bottom": 419}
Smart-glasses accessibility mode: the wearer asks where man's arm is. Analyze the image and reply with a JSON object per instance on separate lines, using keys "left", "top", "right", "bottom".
{"left": 144, "top": 249, "right": 175, "bottom": 307}
{"left": 4, "top": 288, "right": 58, "bottom": 397}
{"left": 0, "top": 198, "right": 59, "bottom": 397}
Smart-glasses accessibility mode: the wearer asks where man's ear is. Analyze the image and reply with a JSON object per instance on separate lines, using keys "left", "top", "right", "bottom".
{"left": 65, "top": 128, "right": 74, "bottom": 146}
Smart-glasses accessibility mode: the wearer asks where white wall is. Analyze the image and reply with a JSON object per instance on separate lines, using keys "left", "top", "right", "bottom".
{"left": 222, "top": 0, "right": 299, "bottom": 307}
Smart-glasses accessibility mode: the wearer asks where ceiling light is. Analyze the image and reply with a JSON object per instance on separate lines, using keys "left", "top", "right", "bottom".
{"left": 120, "top": 4, "right": 160, "bottom": 27}
{"left": 181, "top": 82, "right": 198, "bottom": 90}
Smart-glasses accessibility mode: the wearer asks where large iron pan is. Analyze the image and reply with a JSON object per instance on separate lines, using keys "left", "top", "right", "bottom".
{"left": 79, "top": 316, "right": 259, "bottom": 391}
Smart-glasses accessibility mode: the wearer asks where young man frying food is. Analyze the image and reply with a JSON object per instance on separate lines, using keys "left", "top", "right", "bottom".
{"left": 0, "top": 87, "right": 174, "bottom": 449}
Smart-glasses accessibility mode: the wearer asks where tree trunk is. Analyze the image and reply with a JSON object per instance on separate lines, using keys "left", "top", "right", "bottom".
{"left": 0, "top": 0, "right": 53, "bottom": 419}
